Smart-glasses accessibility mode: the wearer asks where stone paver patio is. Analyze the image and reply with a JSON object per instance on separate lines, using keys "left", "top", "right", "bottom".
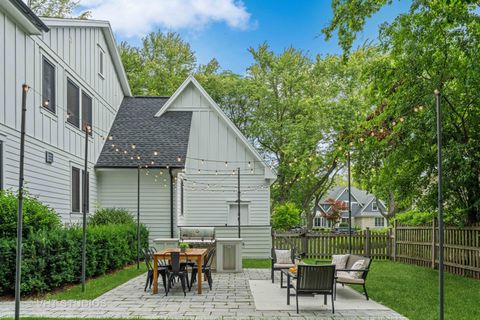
{"left": 0, "top": 269, "right": 405, "bottom": 319}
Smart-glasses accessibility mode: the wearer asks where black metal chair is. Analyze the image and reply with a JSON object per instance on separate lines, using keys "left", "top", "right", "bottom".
{"left": 166, "top": 251, "right": 190, "bottom": 296}
{"left": 190, "top": 247, "right": 215, "bottom": 290}
{"left": 334, "top": 255, "right": 372, "bottom": 300}
{"left": 271, "top": 248, "right": 296, "bottom": 287}
{"left": 143, "top": 248, "right": 168, "bottom": 293}
{"left": 291, "top": 264, "right": 336, "bottom": 314}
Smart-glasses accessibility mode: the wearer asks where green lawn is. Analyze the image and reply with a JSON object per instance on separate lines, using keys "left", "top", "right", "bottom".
{"left": 45, "top": 264, "right": 147, "bottom": 300}
{"left": 348, "top": 260, "right": 480, "bottom": 320}
{"left": 242, "top": 259, "right": 271, "bottom": 268}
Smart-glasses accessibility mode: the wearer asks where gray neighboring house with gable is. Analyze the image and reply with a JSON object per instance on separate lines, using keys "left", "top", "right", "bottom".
{"left": 313, "top": 186, "right": 387, "bottom": 229}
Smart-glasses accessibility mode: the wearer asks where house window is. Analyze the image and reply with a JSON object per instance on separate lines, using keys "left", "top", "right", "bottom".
{"left": 0, "top": 141, "right": 3, "bottom": 190}
{"left": 67, "top": 79, "right": 80, "bottom": 127}
{"left": 42, "top": 57, "right": 55, "bottom": 113}
{"left": 99, "top": 47, "right": 105, "bottom": 77}
{"left": 314, "top": 216, "right": 331, "bottom": 228}
{"left": 372, "top": 201, "right": 378, "bottom": 211}
{"left": 228, "top": 203, "right": 248, "bottom": 226}
{"left": 375, "top": 217, "right": 384, "bottom": 227}
{"left": 71, "top": 167, "right": 89, "bottom": 213}
{"left": 71, "top": 167, "right": 81, "bottom": 212}
{"left": 341, "top": 217, "right": 350, "bottom": 224}
{"left": 81, "top": 91, "right": 92, "bottom": 133}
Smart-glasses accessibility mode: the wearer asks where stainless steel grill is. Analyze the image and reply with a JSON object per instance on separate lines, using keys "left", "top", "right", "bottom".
{"left": 179, "top": 227, "right": 216, "bottom": 247}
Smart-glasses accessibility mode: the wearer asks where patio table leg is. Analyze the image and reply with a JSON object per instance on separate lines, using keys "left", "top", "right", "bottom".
{"left": 197, "top": 255, "right": 203, "bottom": 294}
{"left": 152, "top": 255, "right": 158, "bottom": 294}
{"left": 287, "top": 272, "right": 291, "bottom": 305}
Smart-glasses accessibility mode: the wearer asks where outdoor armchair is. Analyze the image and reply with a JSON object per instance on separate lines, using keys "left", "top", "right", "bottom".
{"left": 271, "top": 248, "right": 297, "bottom": 287}
{"left": 291, "top": 264, "right": 336, "bottom": 314}
{"left": 320, "top": 254, "right": 372, "bottom": 300}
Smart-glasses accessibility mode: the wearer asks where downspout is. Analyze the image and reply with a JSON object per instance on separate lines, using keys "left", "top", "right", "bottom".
{"left": 169, "top": 167, "right": 174, "bottom": 238}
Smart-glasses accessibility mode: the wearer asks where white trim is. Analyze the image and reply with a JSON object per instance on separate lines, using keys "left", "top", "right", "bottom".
{"left": 155, "top": 76, "right": 276, "bottom": 180}
{"left": 41, "top": 18, "right": 132, "bottom": 96}
{"left": 334, "top": 187, "right": 363, "bottom": 205}
{"left": 0, "top": 1, "right": 43, "bottom": 35}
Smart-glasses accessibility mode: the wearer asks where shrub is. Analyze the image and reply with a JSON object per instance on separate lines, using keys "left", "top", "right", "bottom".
{"left": 339, "top": 222, "right": 349, "bottom": 227}
{"left": 271, "top": 202, "right": 301, "bottom": 231}
{"left": 395, "top": 210, "right": 434, "bottom": 225}
{"left": 0, "top": 190, "right": 61, "bottom": 238}
{"left": 0, "top": 223, "right": 148, "bottom": 295}
{"left": 88, "top": 208, "right": 135, "bottom": 225}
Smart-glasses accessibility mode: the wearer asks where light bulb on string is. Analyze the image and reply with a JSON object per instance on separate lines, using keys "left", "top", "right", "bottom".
{"left": 400, "top": 117, "right": 405, "bottom": 123}
{"left": 177, "top": 156, "right": 182, "bottom": 162}
{"left": 225, "top": 161, "right": 228, "bottom": 167}
{"left": 248, "top": 161, "right": 251, "bottom": 168}
{"left": 108, "top": 136, "right": 113, "bottom": 141}
{"left": 123, "top": 150, "right": 127, "bottom": 154}
{"left": 154, "top": 151, "right": 158, "bottom": 156}
{"left": 136, "top": 155, "right": 141, "bottom": 160}
{"left": 131, "top": 144, "right": 136, "bottom": 149}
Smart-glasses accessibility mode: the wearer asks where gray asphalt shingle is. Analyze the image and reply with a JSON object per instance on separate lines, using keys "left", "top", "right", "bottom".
{"left": 95, "top": 96, "right": 192, "bottom": 168}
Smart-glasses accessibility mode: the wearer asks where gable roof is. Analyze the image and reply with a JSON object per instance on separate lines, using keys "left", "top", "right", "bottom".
{"left": 41, "top": 18, "right": 132, "bottom": 96}
{"left": 96, "top": 97, "right": 192, "bottom": 168}
{"left": 1, "top": 0, "right": 49, "bottom": 34}
{"left": 155, "top": 75, "right": 276, "bottom": 179}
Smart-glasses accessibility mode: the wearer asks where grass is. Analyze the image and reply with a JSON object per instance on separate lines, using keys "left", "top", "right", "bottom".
{"left": 45, "top": 264, "right": 147, "bottom": 300}
{"left": 348, "top": 260, "right": 480, "bottom": 320}
{"left": 242, "top": 259, "right": 271, "bottom": 268}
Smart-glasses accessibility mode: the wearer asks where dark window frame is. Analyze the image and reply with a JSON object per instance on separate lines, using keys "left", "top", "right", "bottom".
{"left": 71, "top": 167, "right": 81, "bottom": 213}
{"left": 42, "top": 57, "right": 56, "bottom": 113}
{"left": 67, "top": 78, "right": 80, "bottom": 128}
{"left": 81, "top": 91, "right": 93, "bottom": 134}
{"left": 180, "top": 179, "right": 184, "bottom": 215}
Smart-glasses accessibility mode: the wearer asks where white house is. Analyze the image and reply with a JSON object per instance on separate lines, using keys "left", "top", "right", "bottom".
{"left": 313, "top": 186, "right": 387, "bottom": 230}
{"left": 0, "top": 0, "right": 275, "bottom": 258}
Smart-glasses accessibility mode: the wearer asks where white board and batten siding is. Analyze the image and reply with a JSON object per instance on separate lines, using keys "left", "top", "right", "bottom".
{"left": 96, "top": 169, "right": 179, "bottom": 243}
{"left": 0, "top": 11, "right": 127, "bottom": 223}
{"left": 167, "top": 80, "right": 275, "bottom": 258}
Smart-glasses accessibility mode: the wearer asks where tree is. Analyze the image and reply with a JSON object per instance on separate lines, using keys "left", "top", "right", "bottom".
{"left": 29, "top": 0, "right": 90, "bottom": 19}
{"left": 321, "top": 198, "right": 347, "bottom": 228}
{"left": 120, "top": 31, "right": 196, "bottom": 96}
{"left": 271, "top": 202, "right": 301, "bottom": 231}
{"left": 327, "top": 1, "right": 480, "bottom": 224}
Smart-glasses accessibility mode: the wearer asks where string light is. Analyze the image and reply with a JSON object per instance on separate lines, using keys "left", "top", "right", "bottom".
{"left": 225, "top": 161, "right": 228, "bottom": 167}
{"left": 154, "top": 151, "right": 158, "bottom": 156}
{"left": 177, "top": 156, "right": 182, "bottom": 162}
{"left": 248, "top": 161, "right": 251, "bottom": 167}
{"left": 131, "top": 144, "right": 136, "bottom": 149}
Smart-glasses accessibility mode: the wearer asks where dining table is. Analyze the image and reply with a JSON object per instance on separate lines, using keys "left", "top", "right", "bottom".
{"left": 152, "top": 247, "right": 209, "bottom": 294}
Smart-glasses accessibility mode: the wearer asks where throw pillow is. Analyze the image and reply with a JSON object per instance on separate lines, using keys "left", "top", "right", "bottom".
{"left": 275, "top": 249, "right": 293, "bottom": 264}
{"left": 350, "top": 260, "right": 365, "bottom": 279}
{"left": 331, "top": 254, "right": 349, "bottom": 270}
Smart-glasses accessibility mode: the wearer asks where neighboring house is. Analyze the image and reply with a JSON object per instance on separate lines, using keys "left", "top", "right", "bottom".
{"left": 0, "top": 1, "right": 275, "bottom": 258}
{"left": 313, "top": 186, "right": 387, "bottom": 229}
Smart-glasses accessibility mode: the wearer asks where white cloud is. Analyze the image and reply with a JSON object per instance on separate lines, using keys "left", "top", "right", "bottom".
{"left": 79, "top": 0, "right": 253, "bottom": 37}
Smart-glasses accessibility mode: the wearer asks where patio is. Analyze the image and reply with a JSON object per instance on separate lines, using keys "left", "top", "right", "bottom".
{"left": 0, "top": 269, "right": 405, "bottom": 319}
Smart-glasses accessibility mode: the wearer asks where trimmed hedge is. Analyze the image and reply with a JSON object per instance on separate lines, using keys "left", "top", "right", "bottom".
{"left": 88, "top": 207, "right": 135, "bottom": 225}
{"left": 0, "top": 223, "right": 148, "bottom": 295}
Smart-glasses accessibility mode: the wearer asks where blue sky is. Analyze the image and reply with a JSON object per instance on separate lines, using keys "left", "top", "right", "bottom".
{"left": 79, "top": 0, "right": 411, "bottom": 74}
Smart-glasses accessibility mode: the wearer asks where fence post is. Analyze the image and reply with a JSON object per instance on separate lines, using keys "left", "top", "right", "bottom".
{"left": 301, "top": 230, "right": 308, "bottom": 258}
{"left": 271, "top": 228, "right": 275, "bottom": 250}
{"left": 393, "top": 219, "right": 397, "bottom": 261}
{"left": 387, "top": 227, "right": 392, "bottom": 259}
{"left": 432, "top": 216, "right": 436, "bottom": 269}
{"left": 365, "top": 227, "right": 371, "bottom": 257}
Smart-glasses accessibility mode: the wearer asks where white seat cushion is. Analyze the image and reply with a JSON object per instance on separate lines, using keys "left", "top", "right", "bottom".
{"left": 274, "top": 263, "right": 295, "bottom": 269}
{"left": 336, "top": 274, "right": 365, "bottom": 284}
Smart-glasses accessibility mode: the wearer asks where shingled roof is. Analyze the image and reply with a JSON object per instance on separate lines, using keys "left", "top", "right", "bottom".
{"left": 96, "top": 97, "right": 192, "bottom": 168}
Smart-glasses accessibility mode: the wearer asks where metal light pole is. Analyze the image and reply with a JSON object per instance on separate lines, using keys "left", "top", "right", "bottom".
{"left": 81, "top": 124, "right": 90, "bottom": 292}
{"left": 137, "top": 165, "right": 141, "bottom": 269}
{"left": 435, "top": 89, "right": 444, "bottom": 320}
{"left": 237, "top": 167, "right": 241, "bottom": 238}
{"left": 347, "top": 150, "right": 352, "bottom": 254}
{"left": 14, "top": 84, "right": 29, "bottom": 320}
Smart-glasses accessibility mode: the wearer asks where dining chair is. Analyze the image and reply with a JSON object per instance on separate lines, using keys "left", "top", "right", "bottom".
{"left": 166, "top": 251, "right": 190, "bottom": 296}
{"left": 190, "top": 247, "right": 215, "bottom": 290}
{"left": 143, "top": 248, "right": 168, "bottom": 293}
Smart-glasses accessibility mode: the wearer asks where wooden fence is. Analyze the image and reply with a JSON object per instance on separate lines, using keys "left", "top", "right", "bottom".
{"left": 273, "top": 222, "right": 480, "bottom": 279}
{"left": 272, "top": 229, "right": 392, "bottom": 260}
{"left": 394, "top": 221, "right": 480, "bottom": 279}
